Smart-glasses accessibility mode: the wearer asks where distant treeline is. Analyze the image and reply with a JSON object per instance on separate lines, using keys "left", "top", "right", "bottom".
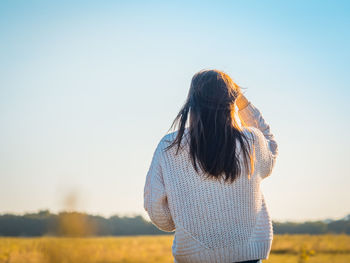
{"left": 0, "top": 210, "right": 349, "bottom": 237}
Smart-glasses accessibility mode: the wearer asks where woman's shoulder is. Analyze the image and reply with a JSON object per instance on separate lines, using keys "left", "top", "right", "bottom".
{"left": 241, "top": 126, "right": 273, "bottom": 157}
{"left": 157, "top": 128, "right": 190, "bottom": 155}
{"left": 158, "top": 131, "right": 176, "bottom": 150}
{"left": 161, "top": 127, "right": 259, "bottom": 146}
{"left": 240, "top": 126, "right": 269, "bottom": 152}
{"left": 161, "top": 128, "right": 189, "bottom": 144}
{"left": 241, "top": 126, "right": 259, "bottom": 141}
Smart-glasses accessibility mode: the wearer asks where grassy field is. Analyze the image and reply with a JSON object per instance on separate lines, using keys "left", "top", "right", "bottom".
{"left": 0, "top": 234, "right": 350, "bottom": 263}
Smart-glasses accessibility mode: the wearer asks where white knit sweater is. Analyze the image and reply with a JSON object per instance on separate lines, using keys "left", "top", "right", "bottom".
{"left": 144, "top": 101, "right": 278, "bottom": 263}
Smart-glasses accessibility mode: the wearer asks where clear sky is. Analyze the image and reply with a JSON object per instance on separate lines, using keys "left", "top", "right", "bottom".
{"left": 1, "top": 0, "right": 349, "bottom": 222}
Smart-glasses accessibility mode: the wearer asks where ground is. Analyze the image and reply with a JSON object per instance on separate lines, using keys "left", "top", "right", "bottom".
{"left": 0, "top": 234, "right": 349, "bottom": 263}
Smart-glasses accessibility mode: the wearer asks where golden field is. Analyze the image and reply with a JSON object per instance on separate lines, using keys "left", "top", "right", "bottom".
{"left": 0, "top": 234, "right": 350, "bottom": 263}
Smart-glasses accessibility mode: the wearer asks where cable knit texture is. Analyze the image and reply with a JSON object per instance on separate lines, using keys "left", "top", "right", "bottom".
{"left": 144, "top": 101, "right": 278, "bottom": 263}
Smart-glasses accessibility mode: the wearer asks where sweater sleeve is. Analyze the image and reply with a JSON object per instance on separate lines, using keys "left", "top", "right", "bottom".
{"left": 237, "top": 99, "right": 278, "bottom": 179}
{"left": 143, "top": 140, "right": 175, "bottom": 232}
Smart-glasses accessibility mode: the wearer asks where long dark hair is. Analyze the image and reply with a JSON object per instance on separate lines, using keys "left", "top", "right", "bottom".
{"left": 165, "top": 69, "right": 255, "bottom": 183}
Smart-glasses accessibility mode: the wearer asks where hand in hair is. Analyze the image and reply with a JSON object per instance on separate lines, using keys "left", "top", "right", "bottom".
{"left": 236, "top": 93, "right": 250, "bottom": 110}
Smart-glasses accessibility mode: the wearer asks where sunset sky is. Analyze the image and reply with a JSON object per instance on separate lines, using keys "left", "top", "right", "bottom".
{"left": 1, "top": 0, "right": 349, "bottom": 222}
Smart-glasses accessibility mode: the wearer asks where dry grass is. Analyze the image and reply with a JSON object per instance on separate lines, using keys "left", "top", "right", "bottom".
{"left": 0, "top": 234, "right": 349, "bottom": 263}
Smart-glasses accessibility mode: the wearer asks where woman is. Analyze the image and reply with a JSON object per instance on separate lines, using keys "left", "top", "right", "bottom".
{"left": 144, "top": 69, "right": 278, "bottom": 263}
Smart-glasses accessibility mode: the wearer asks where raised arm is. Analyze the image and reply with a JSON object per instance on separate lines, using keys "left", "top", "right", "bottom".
{"left": 236, "top": 94, "right": 278, "bottom": 178}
